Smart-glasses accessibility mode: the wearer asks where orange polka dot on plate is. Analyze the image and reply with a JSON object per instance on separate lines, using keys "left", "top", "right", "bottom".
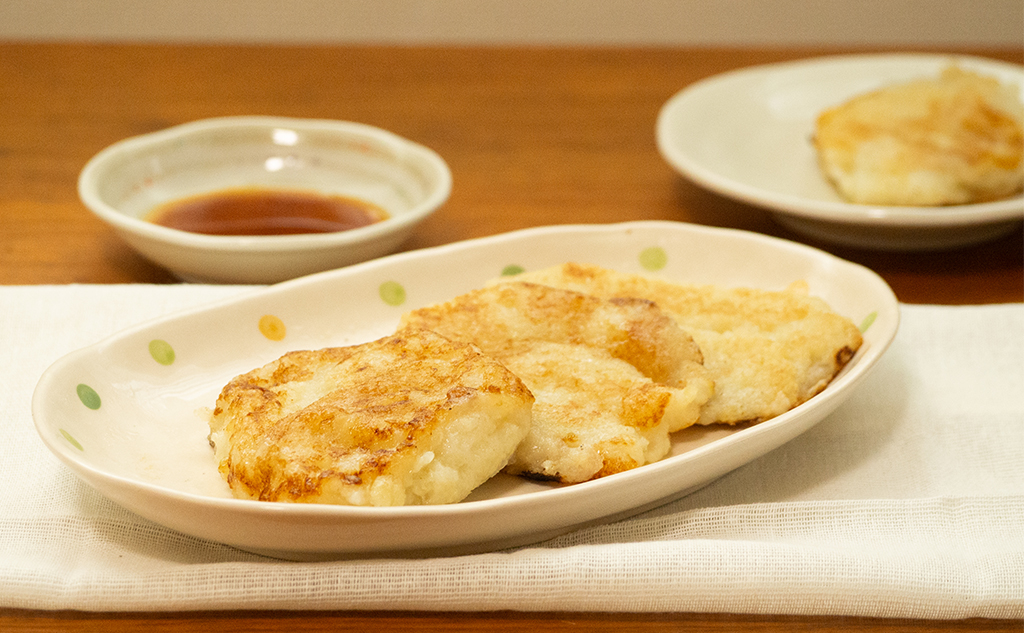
{"left": 259, "top": 314, "right": 287, "bottom": 341}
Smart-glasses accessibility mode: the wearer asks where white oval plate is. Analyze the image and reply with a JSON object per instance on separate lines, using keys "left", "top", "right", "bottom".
{"left": 656, "top": 53, "right": 1024, "bottom": 251}
{"left": 33, "top": 222, "right": 898, "bottom": 559}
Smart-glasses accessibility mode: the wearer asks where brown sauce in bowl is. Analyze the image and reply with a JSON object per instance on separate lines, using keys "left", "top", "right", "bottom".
{"left": 145, "top": 188, "right": 389, "bottom": 236}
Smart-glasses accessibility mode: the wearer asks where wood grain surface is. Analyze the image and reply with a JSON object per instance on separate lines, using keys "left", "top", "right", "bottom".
{"left": 1, "top": 42, "right": 1021, "bottom": 631}
{"left": 2, "top": 43, "right": 1021, "bottom": 302}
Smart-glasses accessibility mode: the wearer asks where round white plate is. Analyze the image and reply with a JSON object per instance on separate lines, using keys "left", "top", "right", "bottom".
{"left": 656, "top": 53, "right": 1024, "bottom": 251}
{"left": 33, "top": 222, "right": 898, "bottom": 559}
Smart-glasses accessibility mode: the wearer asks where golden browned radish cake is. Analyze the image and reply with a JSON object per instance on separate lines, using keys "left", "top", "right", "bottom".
{"left": 401, "top": 282, "right": 714, "bottom": 483}
{"left": 813, "top": 66, "right": 1024, "bottom": 206}
{"left": 208, "top": 327, "right": 534, "bottom": 506}
{"left": 507, "top": 263, "right": 863, "bottom": 426}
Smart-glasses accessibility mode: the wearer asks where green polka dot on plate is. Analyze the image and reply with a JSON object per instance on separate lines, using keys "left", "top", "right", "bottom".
{"left": 638, "top": 246, "right": 668, "bottom": 271}
{"left": 501, "top": 264, "right": 525, "bottom": 276}
{"left": 379, "top": 281, "right": 406, "bottom": 306}
{"left": 76, "top": 383, "right": 101, "bottom": 410}
{"left": 860, "top": 311, "right": 878, "bottom": 333}
{"left": 60, "top": 429, "right": 84, "bottom": 451}
{"left": 148, "top": 339, "right": 175, "bottom": 365}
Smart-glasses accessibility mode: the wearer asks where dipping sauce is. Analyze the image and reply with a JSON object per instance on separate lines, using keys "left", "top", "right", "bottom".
{"left": 145, "top": 188, "right": 389, "bottom": 236}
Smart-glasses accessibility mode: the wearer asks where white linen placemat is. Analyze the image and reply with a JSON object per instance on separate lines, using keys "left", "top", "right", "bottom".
{"left": 1, "top": 285, "right": 1022, "bottom": 618}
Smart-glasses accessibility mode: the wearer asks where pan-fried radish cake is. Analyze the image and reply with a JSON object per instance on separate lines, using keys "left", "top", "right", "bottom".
{"left": 504, "top": 263, "right": 863, "bottom": 426}
{"left": 208, "top": 327, "right": 533, "bottom": 506}
{"left": 496, "top": 341, "right": 684, "bottom": 483}
{"left": 400, "top": 282, "right": 714, "bottom": 483}
{"left": 813, "top": 65, "right": 1024, "bottom": 206}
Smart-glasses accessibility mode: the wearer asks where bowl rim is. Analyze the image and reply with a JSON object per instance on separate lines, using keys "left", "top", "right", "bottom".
{"left": 77, "top": 116, "right": 453, "bottom": 253}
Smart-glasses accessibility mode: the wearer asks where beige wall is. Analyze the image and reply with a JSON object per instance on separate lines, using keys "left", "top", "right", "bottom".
{"left": 2, "top": 0, "right": 1023, "bottom": 47}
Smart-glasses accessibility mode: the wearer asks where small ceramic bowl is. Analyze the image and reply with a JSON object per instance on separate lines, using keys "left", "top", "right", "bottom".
{"left": 78, "top": 116, "right": 452, "bottom": 284}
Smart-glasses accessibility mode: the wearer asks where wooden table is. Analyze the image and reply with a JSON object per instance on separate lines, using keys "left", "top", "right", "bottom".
{"left": 1, "top": 42, "right": 1021, "bottom": 632}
